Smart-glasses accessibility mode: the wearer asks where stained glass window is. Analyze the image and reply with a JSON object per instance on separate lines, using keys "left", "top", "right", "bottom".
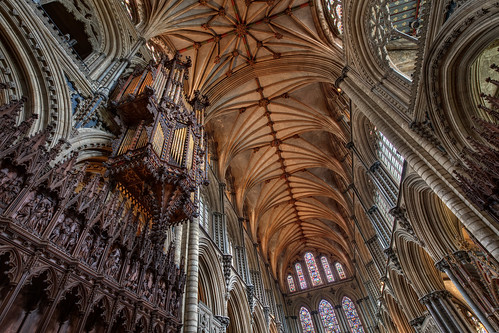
{"left": 321, "top": 256, "right": 335, "bottom": 283}
{"left": 336, "top": 262, "right": 346, "bottom": 279}
{"left": 295, "top": 263, "right": 308, "bottom": 290}
{"left": 299, "top": 307, "right": 316, "bottom": 333}
{"left": 305, "top": 252, "right": 323, "bottom": 286}
{"left": 288, "top": 275, "right": 296, "bottom": 292}
{"left": 342, "top": 297, "right": 365, "bottom": 333}
{"left": 326, "top": 0, "right": 343, "bottom": 34}
{"left": 319, "top": 300, "right": 341, "bottom": 333}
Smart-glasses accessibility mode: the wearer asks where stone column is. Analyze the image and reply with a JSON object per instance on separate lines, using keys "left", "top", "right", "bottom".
{"left": 420, "top": 290, "right": 473, "bottom": 333}
{"left": 311, "top": 310, "right": 324, "bottom": 333}
{"left": 289, "top": 315, "right": 300, "bottom": 333}
{"left": 263, "top": 306, "right": 270, "bottom": 332}
{"left": 183, "top": 218, "right": 200, "bottom": 333}
{"left": 436, "top": 257, "right": 497, "bottom": 333}
{"left": 335, "top": 305, "right": 350, "bottom": 333}
{"left": 356, "top": 298, "right": 373, "bottom": 333}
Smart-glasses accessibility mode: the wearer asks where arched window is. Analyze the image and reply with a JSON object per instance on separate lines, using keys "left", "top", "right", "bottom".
{"left": 319, "top": 300, "right": 341, "bottom": 333}
{"left": 299, "top": 307, "right": 316, "bottom": 333}
{"left": 335, "top": 262, "right": 346, "bottom": 279}
{"left": 326, "top": 0, "right": 343, "bottom": 34}
{"left": 295, "top": 263, "right": 308, "bottom": 290}
{"left": 287, "top": 275, "right": 296, "bottom": 292}
{"left": 376, "top": 131, "right": 404, "bottom": 183}
{"left": 321, "top": 256, "right": 335, "bottom": 283}
{"left": 304, "top": 252, "right": 323, "bottom": 286}
{"left": 342, "top": 297, "right": 365, "bottom": 333}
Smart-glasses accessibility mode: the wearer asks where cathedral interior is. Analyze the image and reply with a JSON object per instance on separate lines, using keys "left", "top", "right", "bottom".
{"left": 0, "top": 0, "right": 497, "bottom": 332}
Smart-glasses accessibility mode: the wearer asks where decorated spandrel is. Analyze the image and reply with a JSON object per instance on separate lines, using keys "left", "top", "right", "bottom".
{"left": 319, "top": 300, "right": 341, "bottom": 333}
{"left": 305, "top": 252, "right": 323, "bottom": 286}
{"left": 106, "top": 55, "right": 209, "bottom": 238}
{"left": 299, "top": 307, "right": 316, "bottom": 333}
{"left": 321, "top": 256, "right": 335, "bottom": 283}
{"left": 287, "top": 274, "right": 296, "bottom": 292}
{"left": 295, "top": 263, "right": 308, "bottom": 290}
{"left": 342, "top": 297, "right": 365, "bottom": 333}
{"left": 336, "top": 262, "right": 346, "bottom": 279}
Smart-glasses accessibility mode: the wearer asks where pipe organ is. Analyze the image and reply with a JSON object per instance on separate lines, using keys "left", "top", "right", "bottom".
{"left": 106, "top": 55, "right": 209, "bottom": 230}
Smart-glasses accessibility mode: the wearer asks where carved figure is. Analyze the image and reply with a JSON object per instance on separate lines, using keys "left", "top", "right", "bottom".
{"left": 90, "top": 237, "right": 105, "bottom": 269}
{"left": 143, "top": 271, "right": 153, "bottom": 300}
{"left": 56, "top": 216, "right": 73, "bottom": 247}
{"left": 64, "top": 220, "right": 80, "bottom": 252}
{"left": 106, "top": 247, "right": 121, "bottom": 277}
{"left": 16, "top": 194, "right": 36, "bottom": 227}
{"left": 125, "top": 260, "right": 139, "bottom": 290}
{"left": 0, "top": 170, "right": 21, "bottom": 206}
{"left": 80, "top": 234, "right": 93, "bottom": 262}
{"left": 1, "top": 177, "right": 22, "bottom": 205}
{"left": 158, "top": 280, "right": 166, "bottom": 308}
{"left": 36, "top": 197, "right": 55, "bottom": 234}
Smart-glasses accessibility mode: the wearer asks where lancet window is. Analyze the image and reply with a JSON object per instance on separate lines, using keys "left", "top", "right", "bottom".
{"left": 374, "top": 191, "right": 393, "bottom": 226}
{"left": 321, "top": 256, "right": 335, "bottom": 283}
{"left": 288, "top": 255, "right": 348, "bottom": 293}
{"left": 305, "top": 252, "right": 323, "bottom": 286}
{"left": 287, "top": 275, "right": 297, "bottom": 292}
{"left": 198, "top": 198, "right": 209, "bottom": 231}
{"left": 296, "top": 263, "right": 308, "bottom": 290}
{"left": 335, "top": 262, "right": 346, "bottom": 280}
{"left": 342, "top": 297, "right": 365, "bottom": 333}
{"left": 299, "top": 307, "right": 316, "bottom": 333}
{"left": 376, "top": 131, "right": 404, "bottom": 183}
{"left": 319, "top": 300, "right": 341, "bottom": 333}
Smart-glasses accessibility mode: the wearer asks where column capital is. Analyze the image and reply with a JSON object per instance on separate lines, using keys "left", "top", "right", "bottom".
{"left": 369, "top": 160, "right": 381, "bottom": 172}
{"left": 409, "top": 315, "right": 426, "bottom": 328}
{"left": 435, "top": 258, "right": 450, "bottom": 272}
{"left": 420, "top": 290, "right": 451, "bottom": 303}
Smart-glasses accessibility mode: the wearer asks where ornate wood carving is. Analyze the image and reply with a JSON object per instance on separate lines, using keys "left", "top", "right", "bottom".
{"left": 0, "top": 89, "right": 187, "bottom": 331}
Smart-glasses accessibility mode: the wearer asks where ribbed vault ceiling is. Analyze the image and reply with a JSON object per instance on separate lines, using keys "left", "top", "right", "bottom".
{"left": 133, "top": 0, "right": 352, "bottom": 288}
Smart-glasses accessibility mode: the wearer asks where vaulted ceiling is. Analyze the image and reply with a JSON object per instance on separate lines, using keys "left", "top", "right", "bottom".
{"left": 132, "top": 0, "right": 352, "bottom": 287}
